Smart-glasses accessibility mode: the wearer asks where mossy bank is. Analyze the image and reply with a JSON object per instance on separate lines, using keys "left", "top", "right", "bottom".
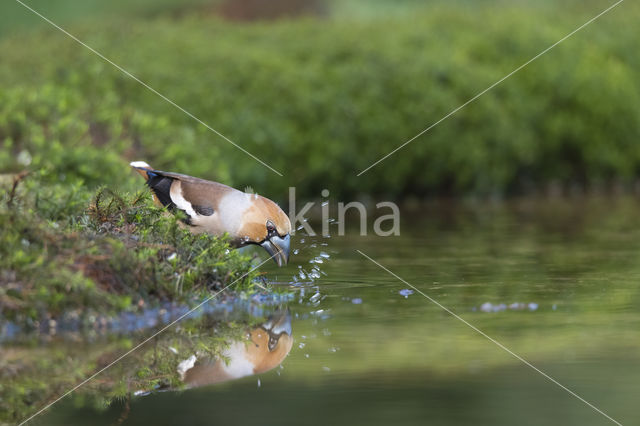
{"left": 0, "top": 172, "right": 261, "bottom": 331}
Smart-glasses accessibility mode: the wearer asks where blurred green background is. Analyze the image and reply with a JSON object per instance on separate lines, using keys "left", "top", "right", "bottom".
{"left": 1, "top": 0, "right": 638, "bottom": 201}
{"left": 2, "top": 2, "right": 640, "bottom": 425}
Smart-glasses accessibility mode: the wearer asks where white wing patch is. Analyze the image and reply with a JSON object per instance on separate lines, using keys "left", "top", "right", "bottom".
{"left": 177, "top": 354, "right": 197, "bottom": 380}
{"left": 170, "top": 181, "right": 198, "bottom": 218}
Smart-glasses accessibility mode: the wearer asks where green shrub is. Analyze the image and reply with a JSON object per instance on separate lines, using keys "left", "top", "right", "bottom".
{"left": 0, "top": 3, "right": 638, "bottom": 200}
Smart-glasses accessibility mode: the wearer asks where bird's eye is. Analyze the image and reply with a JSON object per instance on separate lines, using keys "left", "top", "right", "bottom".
{"left": 268, "top": 335, "right": 279, "bottom": 351}
{"left": 266, "top": 220, "right": 276, "bottom": 233}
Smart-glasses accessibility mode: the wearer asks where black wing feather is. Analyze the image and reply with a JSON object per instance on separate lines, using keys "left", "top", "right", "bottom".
{"left": 146, "top": 172, "right": 175, "bottom": 209}
{"left": 145, "top": 171, "right": 193, "bottom": 225}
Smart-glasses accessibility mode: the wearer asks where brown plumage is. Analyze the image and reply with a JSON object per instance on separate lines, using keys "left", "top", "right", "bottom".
{"left": 130, "top": 161, "right": 291, "bottom": 266}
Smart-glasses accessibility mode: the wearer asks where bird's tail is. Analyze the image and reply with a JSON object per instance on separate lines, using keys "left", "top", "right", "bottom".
{"left": 130, "top": 161, "right": 153, "bottom": 181}
{"left": 130, "top": 160, "right": 164, "bottom": 206}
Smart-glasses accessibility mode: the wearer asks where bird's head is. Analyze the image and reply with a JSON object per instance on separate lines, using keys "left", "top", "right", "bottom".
{"left": 249, "top": 310, "right": 293, "bottom": 374}
{"left": 180, "top": 310, "right": 293, "bottom": 388}
{"left": 238, "top": 194, "right": 291, "bottom": 267}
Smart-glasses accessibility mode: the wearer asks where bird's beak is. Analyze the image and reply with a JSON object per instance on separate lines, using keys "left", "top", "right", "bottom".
{"left": 260, "top": 234, "right": 290, "bottom": 267}
{"left": 262, "top": 310, "right": 292, "bottom": 336}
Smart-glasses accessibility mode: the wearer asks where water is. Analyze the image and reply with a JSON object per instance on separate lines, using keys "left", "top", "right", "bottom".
{"left": 8, "top": 197, "right": 640, "bottom": 425}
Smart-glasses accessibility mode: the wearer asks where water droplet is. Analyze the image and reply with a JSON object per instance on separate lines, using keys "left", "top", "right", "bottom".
{"left": 398, "top": 289, "right": 414, "bottom": 298}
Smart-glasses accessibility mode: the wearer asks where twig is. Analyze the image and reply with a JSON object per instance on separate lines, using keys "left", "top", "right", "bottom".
{"left": 7, "top": 171, "right": 29, "bottom": 207}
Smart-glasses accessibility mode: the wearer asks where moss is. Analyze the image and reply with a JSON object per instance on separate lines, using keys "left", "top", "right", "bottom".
{"left": 0, "top": 172, "right": 260, "bottom": 329}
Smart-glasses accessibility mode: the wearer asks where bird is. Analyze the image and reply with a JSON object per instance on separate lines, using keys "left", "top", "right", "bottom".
{"left": 130, "top": 161, "right": 291, "bottom": 266}
{"left": 178, "top": 310, "right": 293, "bottom": 387}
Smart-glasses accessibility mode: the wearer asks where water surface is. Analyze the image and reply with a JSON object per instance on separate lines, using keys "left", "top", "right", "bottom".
{"left": 13, "top": 197, "right": 640, "bottom": 425}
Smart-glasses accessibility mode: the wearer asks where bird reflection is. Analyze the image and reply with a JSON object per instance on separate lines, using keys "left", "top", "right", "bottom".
{"left": 178, "top": 310, "right": 293, "bottom": 388}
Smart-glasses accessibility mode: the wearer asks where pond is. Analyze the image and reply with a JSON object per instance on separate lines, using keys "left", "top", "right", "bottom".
{"left": 8, "top": 196, "right": 640, "bottom": 425}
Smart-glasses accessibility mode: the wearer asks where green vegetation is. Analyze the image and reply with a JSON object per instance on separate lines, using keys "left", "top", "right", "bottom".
{"left": 0, "top": 0, "right": 215, "bottom": 37}
{"left": 1, "top": 2, "right": 638, "bottom": 424}
{"left": 0, "top": 1, "right": 638, "bottom": 200}
{"left": 1, "top": 309, "right": 262, "bottom": 424}
{"left": 0, "top": 172, "right": 259, "bottom": 328}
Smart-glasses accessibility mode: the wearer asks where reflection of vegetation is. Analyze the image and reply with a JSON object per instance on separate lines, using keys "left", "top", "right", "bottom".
{"left": 1, "top": 2, "right": 638, "bottom": 199}
{"left": 0, "top": 173, "right": 259, "bottom": 327}
{"left": 292, "top": 197, "right": 640, "bottom": 373}
{"left": 1, "top": 306, "right": 289, "bottom": 424}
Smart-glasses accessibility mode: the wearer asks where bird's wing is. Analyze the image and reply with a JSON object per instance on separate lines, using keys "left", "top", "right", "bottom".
{"left": 144, "top": 169, "right": 234, "bottom": 223}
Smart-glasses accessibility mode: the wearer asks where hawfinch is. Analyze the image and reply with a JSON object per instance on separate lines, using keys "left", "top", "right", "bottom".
{"left": 130, "top": 161, "right": 291, "bottom": 266}
{"left": 179, "top": 310, "right": 293, "bottom": 387}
